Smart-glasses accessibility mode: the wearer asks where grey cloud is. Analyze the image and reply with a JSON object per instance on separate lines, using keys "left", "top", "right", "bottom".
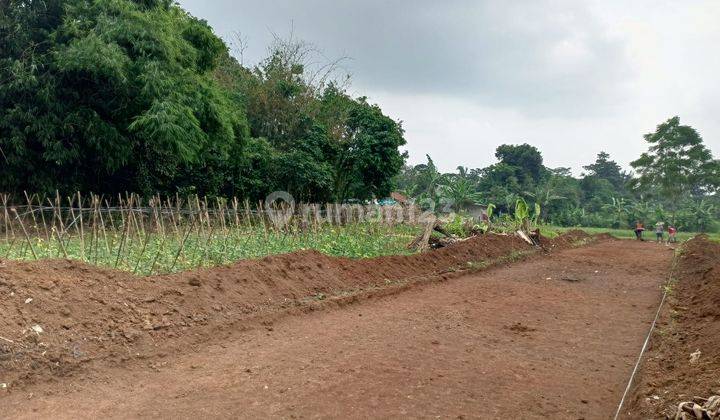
{"left": 177, "top": 0, "right": 720, "bottom": 173}
{"left": 179, "top": 0, "right": 633, "bottom": 117}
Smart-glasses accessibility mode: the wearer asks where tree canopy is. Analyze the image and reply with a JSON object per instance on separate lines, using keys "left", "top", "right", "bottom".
{"left": 0, "top": 0, "right": 246, "bottom": 194}
{"left": 630, "top": 116, "right": 720, "bottom": 201}
{"left": 494, "top": 143, "right": 545, "bottom": 186}
{"left": 0, "top": 0, "right": 406, "bottom": 201}
{"left": 1, "top": 2, "right": 718, "bottom": 233}
{"left": 396, "top": 125, "right": 720, "bottom": 232}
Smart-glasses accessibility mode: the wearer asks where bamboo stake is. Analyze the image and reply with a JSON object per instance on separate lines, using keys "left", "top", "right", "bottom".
{"left": 11, "top": 208, "right": 37, "bottom": 260}
{"left": 3, "top": 237, "right": 17, "bottom": 259}
{"left": 147, "top": 233, "right": 167, "bottom": 276}
{"left": 196, "top": 220, "right": 217, "bottom": 268}
{"left": 23, "top": 191, "right": 39, "bottom": 237}
{"left": 77, "top": 192, "right": 85, "bottom": 261}
{"left": 37, "top": 193, "right": 50, "bottom": 243}
{"left": 1, "top": 193, "right": 13, "bottom": 241}
{"left": 114, "top": 204, "right": 131, "bottom": 269}
{"left": 97, "top": 198, "right": 111, "bottom": 257}
{"left": 46, "top": 197, "right": 60, "bottom": 257}
{"left": 67, "top": 195, "right": 82, "bottom": 257}
{"left": 91, "top": 194, "right": 99, "bottom": 264}
{"left": 166, "top": 198, "right": 179, "bottom": 237}
{"left": 132, "top": 225, "right": 153, "bottom": 275}
{"left": 232, "top": 197, "right": 240, "bottom": 229}
{"left": 52, "top": 227, "right": 69, "bottom": 259}
{"left": 170, "top": 214, "right": 198, "bottom": 272}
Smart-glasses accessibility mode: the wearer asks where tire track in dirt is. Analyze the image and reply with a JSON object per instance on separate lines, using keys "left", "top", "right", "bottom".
{"left": 2, "top": 240, "right": 672, "bottom": 419}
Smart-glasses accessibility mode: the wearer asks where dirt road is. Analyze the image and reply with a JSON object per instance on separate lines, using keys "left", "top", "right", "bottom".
{"left": 3, "top": 240, "right": 672, "bottom": 419}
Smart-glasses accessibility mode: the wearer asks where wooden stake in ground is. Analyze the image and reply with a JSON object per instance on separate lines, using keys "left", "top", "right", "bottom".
{"left": 11, "top": 208, "right": 38, "bottom": 260}
{"left": 37, "top": 193, "right": 50, "bottom": 243}
{"left": 1, "top": 193, "right": 13, "bottom": 243}
{"left": 170, "top": 214, "right": 198, "bottom": 272}
{"left": 52, "top": 226, "right": 69, "bottom": 258}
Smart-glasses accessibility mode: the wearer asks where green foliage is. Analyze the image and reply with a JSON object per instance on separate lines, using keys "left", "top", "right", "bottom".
{"left": 533, "top": 203, "right": 541, "bottom": 226}
{"left": 676, "top": 199, "right": 717, "bottom": 233}
{"left": 523, "top": 172, "right": 567, "bottom": 222}
{"left": 631, "top": 116, "right": 720, "bottom": 202}
{"left": 325, "top": 90, "right": 406, "bottom": 202}
{"left": 437, "top": 171, "right": 483, "bottom": 212}
{"left": 495, "top": 143, "right": 545, "bottom": 186}
{"left": 601, "top": 197, "right": 630, "bottom": 228}
{"left": 514, "top": 197, "right": 531, "bottom": 231}
{"left": 0, "top": 222, "right": 421, "bottom": 274}
{"left": 583, "top": 151, "right": 629, "bottom": 191}
{"left": 442, "top": 215, "right": 474, "bottom": 237}
{"left": 0, "top": 1, "right": 406, "bottom": 202}
{"left": 0, "top": 0, "right": 250, "bottom": 195}
{"left": 394, "top": 155, "right": 444, "bottom": 210}
{"left": 486, "top": 203, "right": 496, "bottom": 220}
{"left": 395, "top": 128, "right": 719, "bottom": 232}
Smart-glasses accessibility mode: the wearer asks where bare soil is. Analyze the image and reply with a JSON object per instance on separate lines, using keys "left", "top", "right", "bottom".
{"left": 0, "top": 233, "right": 673, "bottom": 419}
{"left": 625, "top": 235, "right": 720, "bottom": 418}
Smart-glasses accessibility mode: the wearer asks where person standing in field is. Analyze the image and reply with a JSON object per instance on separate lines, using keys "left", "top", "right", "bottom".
{"left": 655, "top": 222, "right": 665, "bottom": 243}
{"left": 668, "top": 225, "right": 678, "bottom": 243}
{"left": 634, "top": 221, "right": 645, "bottom": 241}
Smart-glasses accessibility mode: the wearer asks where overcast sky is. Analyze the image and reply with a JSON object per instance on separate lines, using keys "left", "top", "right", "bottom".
{"left": 178, "top": 0, "right": 720, "bottom": 174}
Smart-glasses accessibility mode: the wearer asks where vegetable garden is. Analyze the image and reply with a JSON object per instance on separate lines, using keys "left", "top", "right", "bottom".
{"left": 0, "top": 193, "right": 420, "bottom": 275}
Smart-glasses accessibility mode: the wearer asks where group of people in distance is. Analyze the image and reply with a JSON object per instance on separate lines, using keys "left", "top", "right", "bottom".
{"left": 634, "top": 220, "right": 677, "bottom": 243}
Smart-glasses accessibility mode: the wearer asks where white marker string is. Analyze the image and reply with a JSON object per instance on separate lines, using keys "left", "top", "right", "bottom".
{"left": 613, "top": 285, "right": 669, "bottom": 420}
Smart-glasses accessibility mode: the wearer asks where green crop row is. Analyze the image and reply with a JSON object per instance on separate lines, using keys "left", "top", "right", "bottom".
{"left": 0, "top": 223, "right": 421, "bottom": 275}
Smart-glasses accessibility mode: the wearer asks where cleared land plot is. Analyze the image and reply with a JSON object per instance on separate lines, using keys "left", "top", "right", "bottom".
{"left": 1, "top": 238, "right": 672, "bottom": 419}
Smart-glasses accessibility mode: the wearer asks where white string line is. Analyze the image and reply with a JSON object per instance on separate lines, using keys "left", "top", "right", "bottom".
{"left": 613, "top": 283, "right": 670, "bottom": 420}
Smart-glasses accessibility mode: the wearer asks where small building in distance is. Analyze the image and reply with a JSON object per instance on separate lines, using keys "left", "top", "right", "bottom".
{"left": 465, "top": 203, "right": 489, "bottom": 222}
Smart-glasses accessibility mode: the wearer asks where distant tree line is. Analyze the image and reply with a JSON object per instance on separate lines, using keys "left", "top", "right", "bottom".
{"left": 395, "top": 117, "right": 720, "bottom": 232}
{"left": 0, "top": 0, "right": 406, "bottom": 202}
{"left": 2, "top": 1, "right": 718, "bottom": 233}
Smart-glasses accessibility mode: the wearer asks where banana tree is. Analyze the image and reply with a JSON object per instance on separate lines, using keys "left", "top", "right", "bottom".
{"left": 602, "top": 197, "right": 631, "bottom": 228}
{"left": 523, "top": 183, "right": 565, "bottom": 222}
{"left": 514, "top": 198, "right": 540, "bottom": 232}
{"left": 437, "top": 175, "right": 483, "bottom": 213}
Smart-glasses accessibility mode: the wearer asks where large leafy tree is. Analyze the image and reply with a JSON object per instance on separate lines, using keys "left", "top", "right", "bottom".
{"left": 583, "top": 152, "right": 628, "bottom": 191}
{"left": 272, "top": 124, "right": 336, "bottom": 202}
{"left": 495, "top": 143, "right": 546, "bottom": 187}
{"left": 1, "top": 2, "right": 407, "bottom": 201}
{"left": 0, "top": 0, "right": 248, "bottom": 195}
{"left": 320, "top": 88, "right": 406, "bottom": 202}
{"left": 234, "top": 38, "right": 407, "bottom": 202}
{"left": 630, "top": 117, "right": 720, "bottom": 204}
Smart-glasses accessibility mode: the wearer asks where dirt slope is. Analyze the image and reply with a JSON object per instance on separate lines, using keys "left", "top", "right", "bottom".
{"left": 625, "top": 235, "right": 720, "bottom": 418}
{"left": 0, "top": 232, "right": 583, "bottom": 388}
{"left": 2, "top": 238, "right": 672, "bottom": 419}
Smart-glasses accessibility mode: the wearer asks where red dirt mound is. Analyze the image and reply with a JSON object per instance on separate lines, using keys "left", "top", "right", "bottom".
{"left": 0, "top": 232, "right": 597, "bottom": 389}
{"left": 626, "top": 235, "right": 720, "bottom": 418}
{"left": 539, "top": 229, "right": 595, "bottom": 249}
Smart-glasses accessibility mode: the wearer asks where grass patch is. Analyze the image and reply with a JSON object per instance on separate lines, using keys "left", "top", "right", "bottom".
{"left": 542, "top": 225, "right": 720, "bottom": 242}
